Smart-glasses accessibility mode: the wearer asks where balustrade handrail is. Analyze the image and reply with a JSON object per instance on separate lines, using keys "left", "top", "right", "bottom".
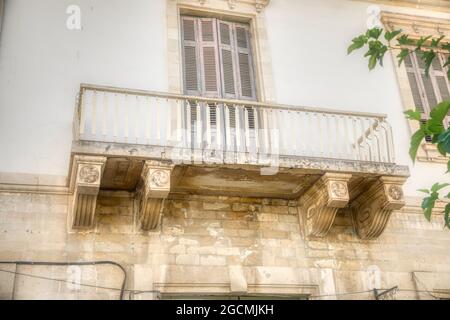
{"left": 75, "top": 83, "right": 396, "bottom": 164}
{"left": 79, "top": 83, "right": 388, "bottom": 120}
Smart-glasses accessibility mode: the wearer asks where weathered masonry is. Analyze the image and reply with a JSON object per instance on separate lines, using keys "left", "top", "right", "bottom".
{"left": 70, "top": 84, "right": 409, "bottom": 240}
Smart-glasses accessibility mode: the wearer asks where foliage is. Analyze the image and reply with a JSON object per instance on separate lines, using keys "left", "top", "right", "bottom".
{"left": 348, "top": 27, "right": 450, "bottom": 229}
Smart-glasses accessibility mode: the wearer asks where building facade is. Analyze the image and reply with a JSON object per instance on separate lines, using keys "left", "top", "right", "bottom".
{"left": 0, "top": 0, "right": 449, "bottom": 300}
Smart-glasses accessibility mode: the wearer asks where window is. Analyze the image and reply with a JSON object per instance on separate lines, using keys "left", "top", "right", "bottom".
{"left": 180, "top": 15, "right": 258, "bottom": 150}
{"left": 160, "top": 294, "right": 309, "bottom": 300}
{"left": 404, "top": 51, "right": 450, "bottom": 115}
{"left": 404, "top": 51, "right": 450, "bottom": 142}
{"left": 181, "top": 16, "right": 257, "bottom": 100}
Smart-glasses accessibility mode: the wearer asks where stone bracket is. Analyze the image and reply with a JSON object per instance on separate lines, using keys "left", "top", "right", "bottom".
{"left": 351, "top": 176, "right": 407, "bottom": 240}
{"left": 300, "top": 173, "right": 352, "bottom": 237}
{"left": 69, "top": 155, "right": 107, "bottom": 229}
{"left": 136, "top": 160, "right": 174, "bottom": 231}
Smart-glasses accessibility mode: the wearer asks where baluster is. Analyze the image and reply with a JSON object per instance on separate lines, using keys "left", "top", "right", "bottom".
{"left": 381, "top": 122, "right": 389, "bottom": 163}
{"left": 384, "top": 121, "right": 395, "bottom": 163}
{"left": 368, "top": 119, "right": 376, "bottom": 162}
{"left": 235, "top": 105, "right": 241, "bottom": 153}
{"left": 134, "top": 96, "right": 140, "bottom": 143}
{"left": 353, "top": 117, "right": 360, "bottom": 160}
{"left": 360, "top": 118, "right": 368, "bottom": 161}
{"left": 344, "top": 116, "right": 351, "bottom": 159}
{"left": 263, "top": 109, "right": 269, "bottom": 155}
{"left": 177, "top": 99, "right": 182, "bottom": 145}
{"left": 79, "top": 89, "right": 86, "bottom": 138}
{"left": 316, "top": 113, "right": 323, "bottom": 157}
{"left": 374, "top": 121, "right": 383, "bottom": 162}
{"left": 124, "top": 94, "right": 129, "bottom": 142}
{"left": 155, "top": 97, "right": 161, "bottom": 143}
{"left": 225, "top": 104, "right": 231, "bottom": 152}
{"left": 166, "top": 98, "right": 172, "bottom": 145}
{"left": 102, "top": 92, "right": 108, "bottom": 139}
{"left": 283, "top": 110, "right": 289, "bottom": 155}
{"left": 114, "top": 93, "right": 119, "bottom": 142}
{"left": 206, "top": 103, "right": 211, "bottom": 149}
{"left": 326, "top": 113, "right": 332, "bottom": 157}
{"left": 301, "top": 112, "right": 308, "bottom": 156}
{"left": 187, "top": 101, "right": 192, "bottom": 149}
{"left": 196, "top": 101, "right": 202, "bottom": 149}
{"left": 91, "top": 90, "right": 97, "bottom": 136}
{"left": 244, "top": 107, "right": 250, "bottom": 152}
{"left": 216, "top": 103, "right": 222, "bottom": 151}
{"left": 145, "top": 97, "right": 151, "bottom": 145}
{"left": 335, "top": 115, "right": 340, "bottom": 158}
{"left": 254, "top": 106, "right": 260, "bottom": 153}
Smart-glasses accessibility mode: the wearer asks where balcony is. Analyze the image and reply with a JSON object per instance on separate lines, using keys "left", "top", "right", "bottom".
{"left": 68, "top": 84, "right": 409, "bottom": 240}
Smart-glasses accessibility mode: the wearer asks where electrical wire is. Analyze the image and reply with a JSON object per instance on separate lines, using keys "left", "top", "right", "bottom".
{"left": 0, "top": 267, "right": 443, "bottom": 300}
{"left": 0, "top": 261, "right": 127, "bottom": 300}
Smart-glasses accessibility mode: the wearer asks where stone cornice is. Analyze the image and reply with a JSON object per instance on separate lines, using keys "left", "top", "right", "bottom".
{"left": 361, "top": 0, "right": 450, "bottom": 13}
{"left": 381, "top": 11, "right": 450, "bottom": 39}
{"left": 194, "top": 0, "right": 270, "bottom": 12}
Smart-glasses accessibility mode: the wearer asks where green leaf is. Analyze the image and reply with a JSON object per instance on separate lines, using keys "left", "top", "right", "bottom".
{"left": 418, "top": 189, "right": 430, "bottom": 194}
{"left": 409, "top": 128, "right": 426, "bottom": 162}
{"left": 442, "top": 43, "right": 450, "bottom": 51}
{"left": 368, "top": 55, "right": 377, "bottom": 70}
{"left": 348, "top": 35, "right": 368, "bottom": 55}
{"left": 431, "top": 182, "right": 450, "bottom": 193}
{"left": 366, "top": 28, "right": 383, "bottom": 40}
{"left": 431, "top": 35, "right": 445, "bottom": 48}
{"left": 437, "top": 129, "right": 450, "bottom": 155}
{"left": 404, "top": 109, "right": 422, "bottom": 121}
{"left": 385, "top": 29, "right": 402, "bottom": 41}
{"left": 397, "top": 34, "right": 413, "bottom": 46}
{"left": 447, "top": 160, "right": 450, "bottom": 173}
{"left": 422, "top": 195, "right": 437, "bottom": 221}
{"left": 397, "top": 48, "right": 410, "bottom": 67}
{"left": 445, "top": 203, "right": 450, "bottom": 229}
{"left": 437, "top": 142, "right": 447, "bottom": 156}
{"left": 427, "top": 101, "right": 450, "bottom": 134}
{"left": 420, "top": 50, "right": 436, "bottom": 78}
{"left": 417, "top": 36, "right": 431, "bottom": 49}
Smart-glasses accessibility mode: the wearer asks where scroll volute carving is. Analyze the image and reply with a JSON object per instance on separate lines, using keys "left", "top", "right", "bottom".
{"left": 301, "top": 173, "right": 352, "bottom": 238}
{"left": 70, "top": 156, "right": 107, "bottom": 229}
{"left": 136, "top": 160, "right": 174, "bottom": 231}
{"left": 351, "top": 176, "right": 407, "bottom": 240}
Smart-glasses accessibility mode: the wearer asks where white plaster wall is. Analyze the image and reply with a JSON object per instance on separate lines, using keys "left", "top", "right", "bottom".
{"left": 0, "top": 0, "right": 167, "bottom": 176}
{"left": 265, "top": 0, "right": 450, "bottom": 196}
{"left": 0, "top": 0, "right": 448, "bottom": 197}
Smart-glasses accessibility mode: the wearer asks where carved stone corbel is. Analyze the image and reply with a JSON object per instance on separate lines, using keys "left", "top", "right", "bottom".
{"left": 70, "top": 156, "right": 107, "bottom": 229}
{"left": 351, "top": 176, "right": 407, "bottom": 240}
{"left": 300, "top": 173, "right": 352, "bottom": 237}
{"left": 136, "top": 160, "right": 174, "bottom": 231}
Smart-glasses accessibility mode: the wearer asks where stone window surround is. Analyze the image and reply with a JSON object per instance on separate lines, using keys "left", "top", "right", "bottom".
{"left": 166, "top": 0, "right": 277, "bottom": 103}
{"left": 153, "top": 283, "right": 318, "bottom": 299}
{"left": 381, "top": 11, "right": 450, "bottom": 164}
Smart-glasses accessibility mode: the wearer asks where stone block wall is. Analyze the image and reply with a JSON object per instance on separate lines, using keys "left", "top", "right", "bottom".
{"left": 0, "top": 191, "right": 449, "bottom": 300}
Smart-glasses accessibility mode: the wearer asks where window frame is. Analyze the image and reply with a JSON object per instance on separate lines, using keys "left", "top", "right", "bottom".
{"left": 166, "top": 0, "right": 277, "bottom": 103}
{"left": 381, "top": 11, "right": 450, "bottom": 164}
{"left": 404, "top": 49, "right": 450, "bottom": 118}
{"left": 180, "top": 15, "right": 258, "bottom": 101}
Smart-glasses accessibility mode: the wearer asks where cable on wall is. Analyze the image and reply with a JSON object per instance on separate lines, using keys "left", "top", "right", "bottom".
{"left": 0, "top": 261, "right": 127, "bottom": 300}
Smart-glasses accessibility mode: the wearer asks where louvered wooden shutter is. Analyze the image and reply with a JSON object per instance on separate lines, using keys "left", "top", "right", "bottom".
{"left": 234, "top": 24, "right": 257, "bottom": 101}
{"left": 0, "top": 0, "right": 4, "bottom": 35}
{"left": 181, "top": 17, "right": 201, "bottom": 96}
{"left": 218, "top": 21, "right": 238, "bottom": 99}
{"left": 199, "top": 18, "right": 221, "bottom": 98}
{"left": 434, "top": 54, "right": 450, "bottom": 102}
{"left": 404, "top": 54, "right": 426, "bottom": 114}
